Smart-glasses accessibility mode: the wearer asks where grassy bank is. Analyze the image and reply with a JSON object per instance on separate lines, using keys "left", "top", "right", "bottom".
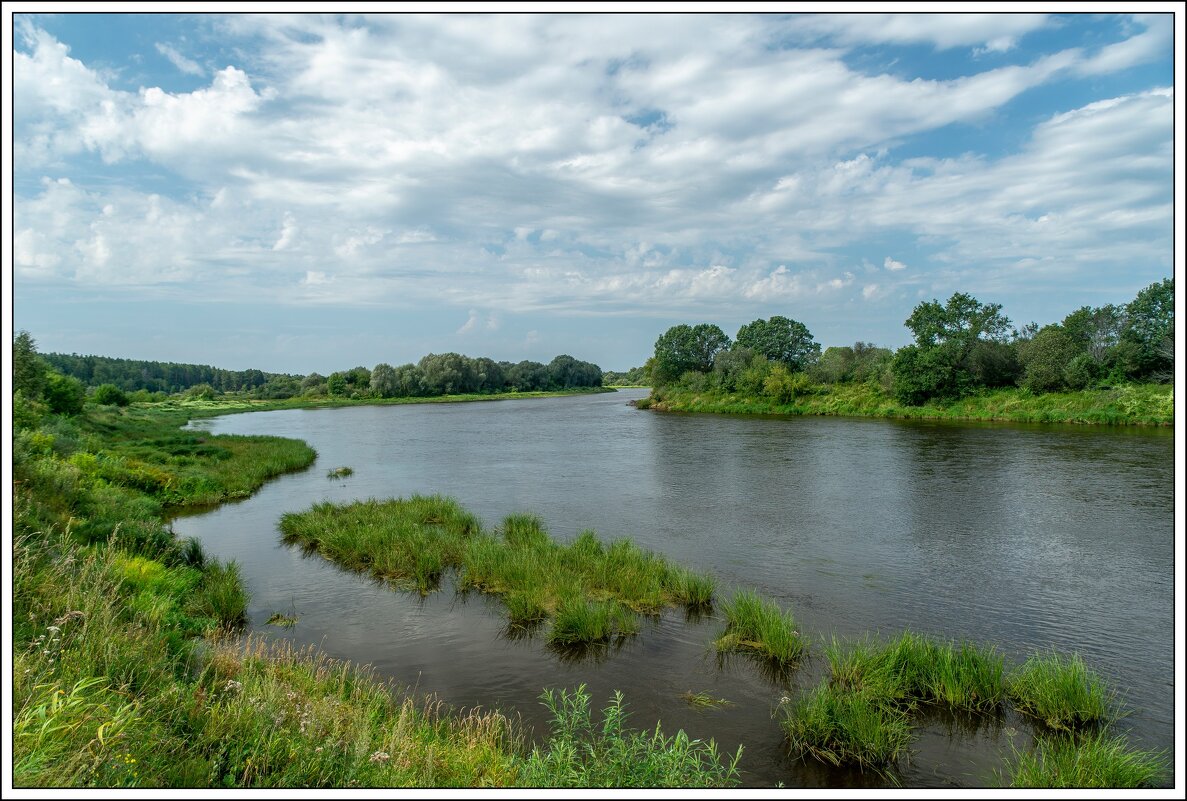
{"left": 12, "top": 399, "right": 740, "bottom": 789}
{"left": 278, "top": 498, "right": 715, "bottom": 643}
{"left": 645, "top": 383, "right": 1174, "bottom": 426}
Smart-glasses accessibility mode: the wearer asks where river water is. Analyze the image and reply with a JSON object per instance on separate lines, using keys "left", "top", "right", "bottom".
{"left": 173, "top": 389, "right": 1176, "bottom": 788}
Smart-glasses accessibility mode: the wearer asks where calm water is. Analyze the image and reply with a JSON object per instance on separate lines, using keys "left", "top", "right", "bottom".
{"left": 174, "top": 389, "right": 1176, "bottom": 787}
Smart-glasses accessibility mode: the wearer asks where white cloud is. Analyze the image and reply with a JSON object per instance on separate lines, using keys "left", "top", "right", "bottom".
{"left": 457, "top": 310, "right": 480, "bottom": 335}
{"left": 884, "top": 257, "right": 907, "bottom": 272}
{"left": 155, "top": 42, "right": 205, "bottom": 76}
{"left": 272, "top": 213, "right": 298, "bottom": 251}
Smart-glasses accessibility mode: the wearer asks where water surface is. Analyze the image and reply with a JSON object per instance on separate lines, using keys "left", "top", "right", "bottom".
{"left": 174, "top": 390, "right": 1175, "bottom": 787}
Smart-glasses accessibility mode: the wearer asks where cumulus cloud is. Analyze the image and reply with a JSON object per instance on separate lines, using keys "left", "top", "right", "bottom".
{"left": 11, "top": 15, "right": 1172, "bottom": 321}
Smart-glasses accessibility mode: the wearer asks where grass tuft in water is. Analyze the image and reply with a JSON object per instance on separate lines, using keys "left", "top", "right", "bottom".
{"left": 780, "top": 684, "right": 911, "bottom": 774}
{"left": 714, "top": 590, "right": 806, "bottom": 666}
{"left": 1002, "top": 729, "right": 1169, "bottom": 788}
{"left": 1007, "top": 650, "right": 1114, "bottom": 730}
{"left": 326, "top": 466, "right": 354, "bottom": 479}
{"left": 265, "top": 612, "right": 299, "bottom": 628}
{"left": 681, "top": 691, "right": 732, "bottom": 710}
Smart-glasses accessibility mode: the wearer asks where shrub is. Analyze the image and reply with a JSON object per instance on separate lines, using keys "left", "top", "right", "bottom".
{"left": 92, "top": 384, "right": 130, "bottom": 407}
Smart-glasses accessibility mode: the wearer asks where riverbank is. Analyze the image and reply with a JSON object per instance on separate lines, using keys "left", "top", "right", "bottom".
{"left": 10, "top": 394, "right": 740, "bottom": 789}
{"left": 641, "top": 383, "right": 1174, "bottom": 426}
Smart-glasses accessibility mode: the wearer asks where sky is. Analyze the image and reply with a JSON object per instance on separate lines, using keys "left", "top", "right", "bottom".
{"left": 5, "top": 6, "right": 1182, "bottom": 374}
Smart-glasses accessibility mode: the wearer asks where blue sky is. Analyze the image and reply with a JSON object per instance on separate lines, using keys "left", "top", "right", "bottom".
{"left": 7, "top": 9, "right": 1179, "bottom": 374}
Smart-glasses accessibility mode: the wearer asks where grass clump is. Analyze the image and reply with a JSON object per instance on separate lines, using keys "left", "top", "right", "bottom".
{"left": 781, "top": 684, "right": 911, "bottom": 774}
{"left": 714, "top": 590, "right": 806, "bottom": 666}
{"left": 1003, "top": 730, "right": 1169, "bottom": 788}
{"left": 326, "top": 466, "right": 354, "bottom": 479}
{"left": 517, "top": 685, "right": 742, "bottom": 788}
{"left": 827, "top": 632, "right": 1006, "bottom": 713}
{"left": 265, "top": 613, "right": 299, "bottom": 628}
{"left": 284, "top": 501, "right": 716, "bottom": 644}
{"left": 1007, "top": 650, "right": 1114, "bottom": 730}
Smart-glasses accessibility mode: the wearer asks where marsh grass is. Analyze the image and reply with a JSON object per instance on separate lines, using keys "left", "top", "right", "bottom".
{"left": 326, "top": 466, "right": 354, "bottom": 479}
{"left": 266, "top": 613, "right": 299, "bottom": 628}
{"left": 1007, "top": 650, "right": 1114, "bottom": 730}
{"left": 781, "top": 684, "right": 911, "bottom": 774}
{"left": 1002, "top": 729, "right": 1169, "bottom": 788}
{"left": 518, "top": 685, "right": 742, "bottom": 787}
{"left": 714, "top": 590, "right": 806, "bottom": 666}
{"left": 282, "top": 500, "right": 716, "bottom": 644}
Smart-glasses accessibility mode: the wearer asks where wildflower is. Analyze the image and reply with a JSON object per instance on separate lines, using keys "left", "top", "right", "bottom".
{"left": 47, "top": 626, "right": 61, "bottom": 634}
{"left": 224, "top": 679, "right": 243, "bottom": 693}
{"left": 369, "top": 750, "right": 391, "bottom": 763}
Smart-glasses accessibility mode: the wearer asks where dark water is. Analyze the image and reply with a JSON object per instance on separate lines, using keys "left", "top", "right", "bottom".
{"left": 173, "top": 390, "right": 1176, "bottom": 787}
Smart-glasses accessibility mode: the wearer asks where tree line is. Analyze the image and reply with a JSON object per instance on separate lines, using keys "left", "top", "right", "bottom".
{"left": 646, "top": 277, "right": 1174, "bottom": 405}
{"left": 25, "top": 342, "right": 604, "bottom": 405}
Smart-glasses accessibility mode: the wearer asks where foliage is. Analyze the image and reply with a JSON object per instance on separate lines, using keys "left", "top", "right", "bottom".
{"left": 44, "top": 372, "right": 87, "bottom": 416}
{"left": 714, "top": 590, "right": 806, "bottom": 666}
{"left": 1007, "top": 651, "right": 1114, "bottom": 731}
{"left": 735, "top": 315, "right": 821, "bottom": 372}
{"left": 651, "top": 324, "right": 731, "bottom": 385}
{"left": 91, "top": 384, "right": 130, "bottom": 407}
{"left": 518, "top": 685, "right": 742, "bottom": 788}
{"left": 1118, "top": 277, "right": 1174, "bottom": 380}
{"left": 1017, "top": 326, "right": 1080, "bottom": 393}
{"left": 15, "top": 330, "right": 49, "bottom": 399}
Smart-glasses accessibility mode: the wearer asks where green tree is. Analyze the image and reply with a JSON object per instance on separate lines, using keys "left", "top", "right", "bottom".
{"left": 652, "top": 324, "right": 730, "bottom": 385}
{"left": 735, "top": 316, "right": 820, "bottom": 372}
{"left": 370, "top": 363, "right": 398, "bottom": 398}
{"left": 891, "top": 292, "right": 1013, "bottom": 403}
{"left": 1017, "top": 325, "right": 1079, "bottom": 393}
{"left": 326, "top": 374, "right": 348, "bottom": 396}
{"left": 44, "top": 372, "right": 86, "bottom": 415}
{"left": 13, "top": 331, "right": 47, "bottom": 400}
{"left": 1119, "top": 278, "right": 1174, "bottom": 380}
{"left": 91, "top": 383, "right": 130, "bottom": 407}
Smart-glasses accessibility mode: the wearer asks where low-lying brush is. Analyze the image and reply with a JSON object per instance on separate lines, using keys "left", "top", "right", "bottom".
{"left": 280, "top": 498, "right": 717, "bottom": 644}
{"left": 518, "top": 685, "right": 742, "bottom": 787}
{"left": 714, "top": 590, "right": 806, "bottom": 666}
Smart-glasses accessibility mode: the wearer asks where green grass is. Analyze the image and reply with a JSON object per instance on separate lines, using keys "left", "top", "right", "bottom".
{"left": 280, "top": 499, "right": 717, "bottom": 644}
{"left": 265, "top": 613, "right": 299, "bottom": 628}
{"left": 780, "top": 684, "right": 912, "bottom": 774}
{"left": 1002, "top": 729, "right": 1169, "bottom": 788}
{"left": 326, "top": 466, "right": 354, "bottom": 479}
{"left": 827, "top": 632, "right": 1006, "bottom": 713}
{"left": 648, "top": 383, "right": 1173, "bottom": 426}
{"left": 714, "top": 590, "right": 807, "bottom": 666}
{"left": 1007, "top": 650, "right": 1115, "bottom": 730}
{"left": 517, "top": 685, "right": 742, "bottom": 787}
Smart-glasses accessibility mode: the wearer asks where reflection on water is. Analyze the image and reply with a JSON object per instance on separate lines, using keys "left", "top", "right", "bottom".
{"left": 173, "top": 390, "right": 1174, "bottom": 787}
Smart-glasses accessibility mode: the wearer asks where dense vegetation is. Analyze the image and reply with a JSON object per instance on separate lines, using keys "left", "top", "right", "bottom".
{"left": 41, "top": 348, "right": 604, "bottom": 402}
{"left": 10, "top": 333, "right": 738, "bottom": 789}
{"left": 278, "top": 497, "right": 715, "bottom": 642}
{"left": 643, "top": 278, "right": 1174, "bottom": 424}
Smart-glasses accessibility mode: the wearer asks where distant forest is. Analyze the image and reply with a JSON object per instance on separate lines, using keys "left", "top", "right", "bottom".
{"left": 41, "top": 351, "right": 604, "bottom": 401}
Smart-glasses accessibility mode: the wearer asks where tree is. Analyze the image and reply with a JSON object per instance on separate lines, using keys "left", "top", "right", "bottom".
{"left": 735, "top": 316, "right": 820, "bottom": 372}
{"left": 1016, "top": 325, "right": 1079, "bottom": 393}
{"left": 652, "top": 324, "right": 730, "bottom": 385}
{"left": 92, "top": 383, "right": 130, "bottom": 407}
{"left": 326, "top": 374, "right": 348, "bottom": 396}
{"left": 370, "top": 363, "right": 398, "bottom": 398}
{"left": 13, "top": 330, "right": 47, "bottom": 400}
{"left": 44, "top": 372, "right": 86, "bottom": 415}
{"left": 892, "top": 292, "right": 1013, "bottom": 403}
{"left": 1119, "top": 278, "right": 1174, "bottom": 380}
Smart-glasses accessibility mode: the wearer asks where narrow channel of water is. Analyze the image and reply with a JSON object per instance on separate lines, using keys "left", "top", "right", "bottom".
{"left": 173, "top": 390, "right": 1175, "bottom": 787}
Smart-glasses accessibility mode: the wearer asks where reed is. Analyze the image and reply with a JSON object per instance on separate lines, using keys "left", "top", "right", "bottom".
{"left": 780, "top": 684, "right": 911, "bottom": 773}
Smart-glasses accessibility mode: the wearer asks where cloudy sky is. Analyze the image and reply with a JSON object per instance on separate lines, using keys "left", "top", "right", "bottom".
{"left": 7, "top": 9, "right": 1179, "bottom": 373}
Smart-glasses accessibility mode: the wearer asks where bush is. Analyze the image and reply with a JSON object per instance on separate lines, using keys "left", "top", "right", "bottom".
{"left": 44, "top": 372, "right": 86, "bottom": 416}
{"left": 92, "top": 384, "right": 130, "bottom": 407}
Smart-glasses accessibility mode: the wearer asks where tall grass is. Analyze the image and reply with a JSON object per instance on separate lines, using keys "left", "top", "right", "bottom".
{"left": 714, "top": 590, "right": 806, "bottom": 666}
{"left": 1007, "top": 650, "right": 1114, "bottom": 730}
{"left": 1003, "top": 730, "right": 1169, "bottom": 788}
{"left": 780, "top": 684, "right": 911, "bottom": 774}
{"left": 282, "top": 501, "right": 717, "bottom": 644}
{"left": 517, "top": 685, "right": 742, "bottom": 787}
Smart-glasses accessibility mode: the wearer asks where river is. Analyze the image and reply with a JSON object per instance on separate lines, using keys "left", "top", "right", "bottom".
{"left": 173, "top": 388, "right": 1175, "bottom": 788}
